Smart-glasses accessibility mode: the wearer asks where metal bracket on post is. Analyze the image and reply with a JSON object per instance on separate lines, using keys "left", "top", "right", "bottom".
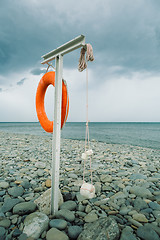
{"left": 41, "top": 35, "right": 85, "bottom": 215}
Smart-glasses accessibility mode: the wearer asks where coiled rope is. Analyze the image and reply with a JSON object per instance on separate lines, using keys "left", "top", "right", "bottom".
{"left": 78, "top": 44, "right": 94, "bottom": 72}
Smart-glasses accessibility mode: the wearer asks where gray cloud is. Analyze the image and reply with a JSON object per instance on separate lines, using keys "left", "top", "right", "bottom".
{"left": 30, "top": 68, "right": 46, "bottom": 75}
{"left": 0, "top": 0, "right": 160, "bottom": 85}
{"left": 17, "top": 78, "right": 27, "bottom": 86}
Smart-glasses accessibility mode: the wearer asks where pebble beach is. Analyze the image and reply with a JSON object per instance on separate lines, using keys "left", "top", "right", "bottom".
{"left": 0, "top": 131, "right": 160, "bottom": 240}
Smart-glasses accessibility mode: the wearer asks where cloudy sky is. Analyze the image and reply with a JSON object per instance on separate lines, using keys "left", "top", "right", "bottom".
{"left": 0, "top": 0, "right": 160, "bottom": 122}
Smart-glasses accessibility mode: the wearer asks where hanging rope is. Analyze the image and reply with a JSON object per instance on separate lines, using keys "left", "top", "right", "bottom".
{"left": 79, "top": 43, "right": 94, "bottom": 185}
{"left": 83, "top": 67, "right": 93, "bottom": 185}
{"left": 78, "top": 44, "right": 94, "bottom": 72}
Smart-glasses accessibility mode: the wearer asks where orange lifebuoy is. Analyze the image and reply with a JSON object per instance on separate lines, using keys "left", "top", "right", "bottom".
{"left": 36, "top": 71, "right": 69, "bottom": 133}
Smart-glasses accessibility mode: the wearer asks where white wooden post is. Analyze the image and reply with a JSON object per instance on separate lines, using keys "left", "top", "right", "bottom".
{"left": 41, "top": 35, "right": 86, "bottom": 215}
{"left": 51, "top": 55, "right": 63, "bottom": 214}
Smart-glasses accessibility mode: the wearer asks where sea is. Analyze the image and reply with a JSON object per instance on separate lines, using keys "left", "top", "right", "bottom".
{"left": 0, "top": 122, "right": 160, "bottom": 150}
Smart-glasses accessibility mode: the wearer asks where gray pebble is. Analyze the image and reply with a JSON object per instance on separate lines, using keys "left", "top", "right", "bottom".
{"left": 49, "top": 219, "right": 67, "bottom": 230}
{"left": 46, "top": 228, "right": 69, "bottom": 240}
{"left": 8, "top": 186, "right": 24, "bottom": 197}
{"left": 133, "top": 197, "right": 148, "bottom": 211}
{"left": 60, "top": 200, "right": 77, "bottom": 211}
{"left": 137, "top": 225, "right": 160, "bottom": 240}
{"left": 0, "top": 218, "right": 11, "bottom": 228}
{"left": 12, "top": 228, "right": 22, "bottom": 237}
{"left": 0, "top": 191, "right": 6, "bottom": 196}
{"left": 130, "top": 173, "right": 147, "bottom": 180}
{"left": 0, "top": 226, "right": 6, "bottom": 240}
{"left": 149, "top": 201, "right": 160, "bottom": 211}
{"left": 37, "top": 169, "right": 45, "bottom": 177}
{"left": 18, "top": 233, "right": 28, "bottom": 240}
{"left": 130, "top": 186, "right": 152, "bottom": 198}
{"left": 1, "top": 198, "right": 21, "bottom": 213}
{"left": 55, "top": 209, "right": 75, "bottom": 222}
{"left": 68, "top": 225, "right": 82, "bottom": 239}
{"left": 21, "top": 180, "right": 31, "bottom": 189}
{"left": 13, "top": 201, "right": 36, "bottom": 215}
{"left": 120, "top": 227, "right": 137, "bottom": 240}
{"left": 0, "top": 182, "right": 9, "bottom": 189}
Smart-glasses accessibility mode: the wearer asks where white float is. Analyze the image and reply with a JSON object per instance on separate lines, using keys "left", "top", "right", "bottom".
{"left": 81, "top": 152, "right": 87, "bottom": 160}
{"left": 86, "top": 149, "right": 93, "bottom": 156}
{"left": 80, "top": 182, "right": 95, "bottom": 199}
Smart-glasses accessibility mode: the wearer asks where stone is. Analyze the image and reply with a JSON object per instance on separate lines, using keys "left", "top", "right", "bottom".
{"left": 76, "top": 211, "right": 86, "bottom": 218}
{"left": 153, "top": 210, "right": 160, "bottom": 219}
{"left": 60, "top": 200, "right": 77, "bottom": 211}
{"left": 120, "top": 227, "right": 137, "bottom": 240}
{"left": 0, "top": 218, "right": 11, "bottom": 228}
{"left": 130, "top": 186, "right": 152, "bottom": 198}
{"left": 145, "top": 223, "right": 160, "bottom": 236}
{"left": 96, "top": 209, "right": 107, "bottom": 217}
{"left": 37, "top": 169, "right": 44, "bottom": 177}
{"left": 0, "top": 190, "right": 6, "bottom": 196}
{"left": 34, "top": 188, "right": 63, "bottom": 215}
{"left": 78, "top": 217, "right": 119, "bottom": 240}
{"left": 55, "top": 209, "right": 75, "bottom": 222}
{"left": 1, "top": 198, "right": 21, "bottom": 213}
{"left": 149, "top": 201, "right": 160, "bottom": 210}
{"left": 128, "top": 218, "right": 143, "bottom": 227}
{"left": 85, "top": 204, "right": 92, "bottom": 213}
{"left": 0, "top": 182, "right": 9, "bottom": 189}
{"left": 46, "top": 228, "right": 69, "bottom": 240}
{"left": 119, "top": 206, "right": 131, "bottom": 215}
{"left": 129, "top": 173, "right": 147, "bottom": 180}
{"left": 24, "top": 193, "right": 34, "bottom": 201}
{"left": 49, "top": 219, "right": 67, "bottom": 230}
{"left": 100, "top": 175, "right": 112, "bottom": 183}
{"left": 68, "top": 173, "right": 78, "bottom": 179}
{"left": 76, "top": 193, "right": 88, "bottom": 202}
{"left": 65, "top": 167, "right": 74, "bottom": 172}
{"left": 77, "top": 204, "right": 85, "bottom": 212}
{"left": 35, "top": 162, "right": 46, "bottom": 169}
{"left": 41, "top": 231, "right": 47, "bottom": 239}
{"left": 110, "top": 192, "right": 126, "bottom": 200}
{"left": 137, "top": 225, "right": 160, "bottom": 240}
{"left": 13, "top": 202, "right": 36, "bottom": 215}
{"left": 94, "top": 182, "right": 101, "bottom": 194}
{"left": 8, "top": 186, "right": 24, "bottom": 197}
{"left": 144, "top": 199, "right": 152, "bottom": 204}
{"left": 45, "top": 179, "right": 51, "bottom": 188}
{"left": 21, "top": 180, "right": 31, "bottom": 189}
{"left": 148, "top": 166, "right": 157, "bottom": 172}
{"left": 0, "top": 226, "right": 6, "bottom": 240}
{"left": 12, "top": 228, "right": 22, "bottom": 237}
{"left": 18, "top": 233, "right": 28, "bottom": 240}
{"left": 63, "top": 192, "right": 75, "bottom": 201}
{"left": 12, "top": 216, "right": 18, "bottom": 224}
{"left": 68, "top": 226, "right": 82, "bottom": 240}
{"left": 108, "top": 211, "right": 119, "bottom": 215}
{"left": 132, "top": 213, "right": 148, "bottom": 223}
{"left": 23, "top": 212, "right": 49, "bottom": 239}
{"left": 84, "top": 212, "right": 98, "bottom": 223}
{"left": 133, "top": 197, "right": 148, "bottom": 211}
